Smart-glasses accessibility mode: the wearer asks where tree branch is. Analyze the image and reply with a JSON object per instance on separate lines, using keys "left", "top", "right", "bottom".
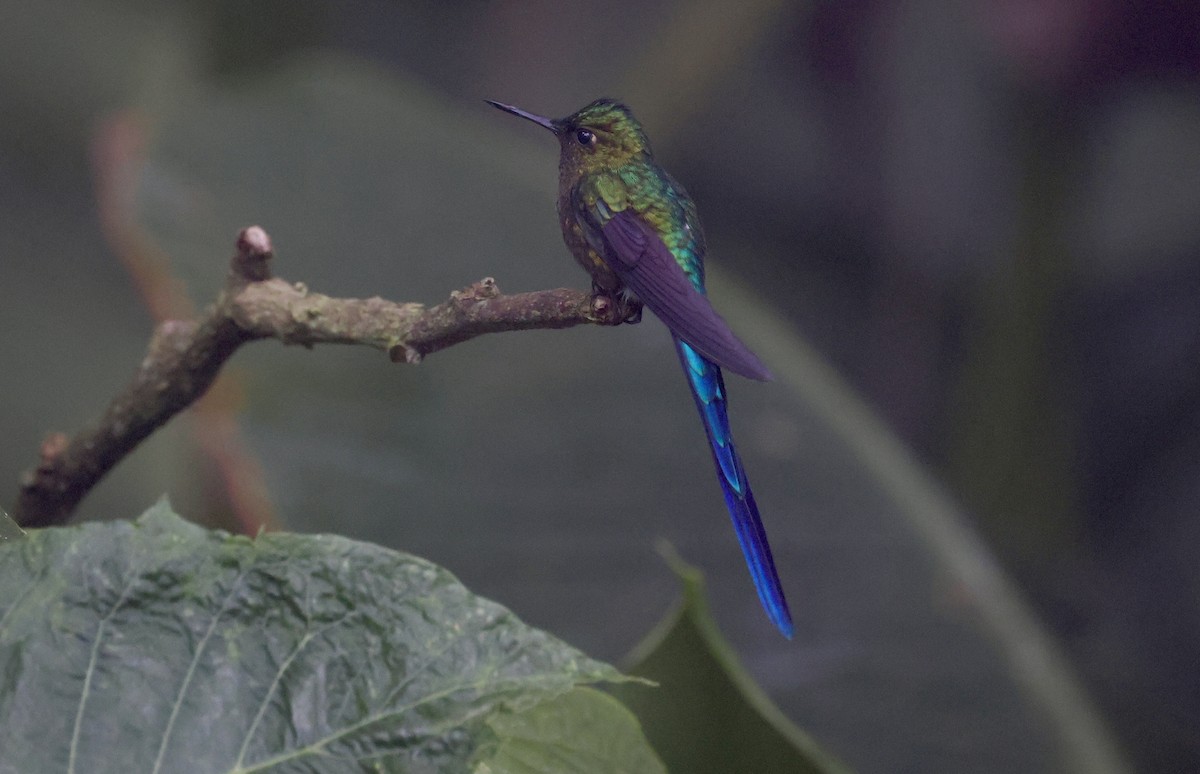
{"left": 14, "top": 226, "right": 626, "bottom": 528}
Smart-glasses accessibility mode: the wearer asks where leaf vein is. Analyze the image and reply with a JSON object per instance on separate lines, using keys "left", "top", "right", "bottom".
{"left": 232, "top": 609, "right": 358, "bottom": 770}
{"left": 67, "top": 568, "right": 140, "bottom": 774}
{"left": 230, "top": 615, "right": 509, "bottom": 774}
{"left": 229, "top": 678, "right": 511, "bottom": 774}
{"left": 151, "top": 560, "right": 253, "bottom": 774}
{"left": 0, "top": 575, "right": 40, "bottom": 635}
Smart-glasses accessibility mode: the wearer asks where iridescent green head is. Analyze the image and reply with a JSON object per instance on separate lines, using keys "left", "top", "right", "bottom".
{"left": 487, "top": 98, "right": 653, "bottom": 175}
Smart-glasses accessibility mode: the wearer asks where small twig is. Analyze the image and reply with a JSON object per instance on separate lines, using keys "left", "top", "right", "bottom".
{"left": 13, "top": 226, "right": 626, "bottom": 528}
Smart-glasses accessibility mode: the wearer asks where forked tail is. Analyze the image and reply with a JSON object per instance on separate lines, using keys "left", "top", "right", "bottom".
{"left": 675, "top": 338, "right": 794, "bottom": 637}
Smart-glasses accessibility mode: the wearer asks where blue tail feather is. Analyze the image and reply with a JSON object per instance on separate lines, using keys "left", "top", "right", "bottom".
{"left": 675, "top": 339, "right": 794, "bottom": 637}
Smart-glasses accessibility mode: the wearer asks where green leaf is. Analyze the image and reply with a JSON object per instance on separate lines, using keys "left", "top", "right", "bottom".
{"left": 612, "top": 546, "right": 851, "bottom": 774}
{"left": 0, "top": 501, "right": 654, "bottom": 773}
{"left": 473, "top": 687, "right": 666, "bottom": 774}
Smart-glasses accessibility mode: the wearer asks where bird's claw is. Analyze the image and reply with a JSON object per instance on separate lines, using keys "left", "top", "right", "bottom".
{"left": 590, "top": 288, "right": 642, "bottom": 326}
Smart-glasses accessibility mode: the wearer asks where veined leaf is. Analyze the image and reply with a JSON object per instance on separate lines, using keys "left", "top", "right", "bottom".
{"left": 0, "top": 501, "right": 654, "bottom": 773}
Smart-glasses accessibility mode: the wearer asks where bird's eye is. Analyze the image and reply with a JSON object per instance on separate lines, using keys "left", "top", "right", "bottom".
{"left": 575, "top": 128, "right": 595, "bottom": 146}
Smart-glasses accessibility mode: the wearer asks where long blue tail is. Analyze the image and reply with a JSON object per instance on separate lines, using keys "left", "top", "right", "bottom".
{"left": 675, "top": 338, "right": 794, "bottom": 637}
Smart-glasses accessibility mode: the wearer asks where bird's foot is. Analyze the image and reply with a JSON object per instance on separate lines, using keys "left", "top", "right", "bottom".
{"left": 590, "top": 284, "right": 642, "bottom": 326}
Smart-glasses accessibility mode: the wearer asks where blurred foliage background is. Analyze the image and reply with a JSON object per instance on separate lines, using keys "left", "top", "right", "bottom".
{"left": 1, "top": 1, "right": 1197, "bottom": 772}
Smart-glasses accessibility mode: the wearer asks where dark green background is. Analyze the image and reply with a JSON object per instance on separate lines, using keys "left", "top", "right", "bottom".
{"left": 3, "top": 2, "right": 1197, "bottom": 771}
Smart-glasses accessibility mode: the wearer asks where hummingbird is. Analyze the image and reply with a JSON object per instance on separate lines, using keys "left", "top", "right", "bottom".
{"left": 488, "top": 98, "right": 793, "bottom": 637}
